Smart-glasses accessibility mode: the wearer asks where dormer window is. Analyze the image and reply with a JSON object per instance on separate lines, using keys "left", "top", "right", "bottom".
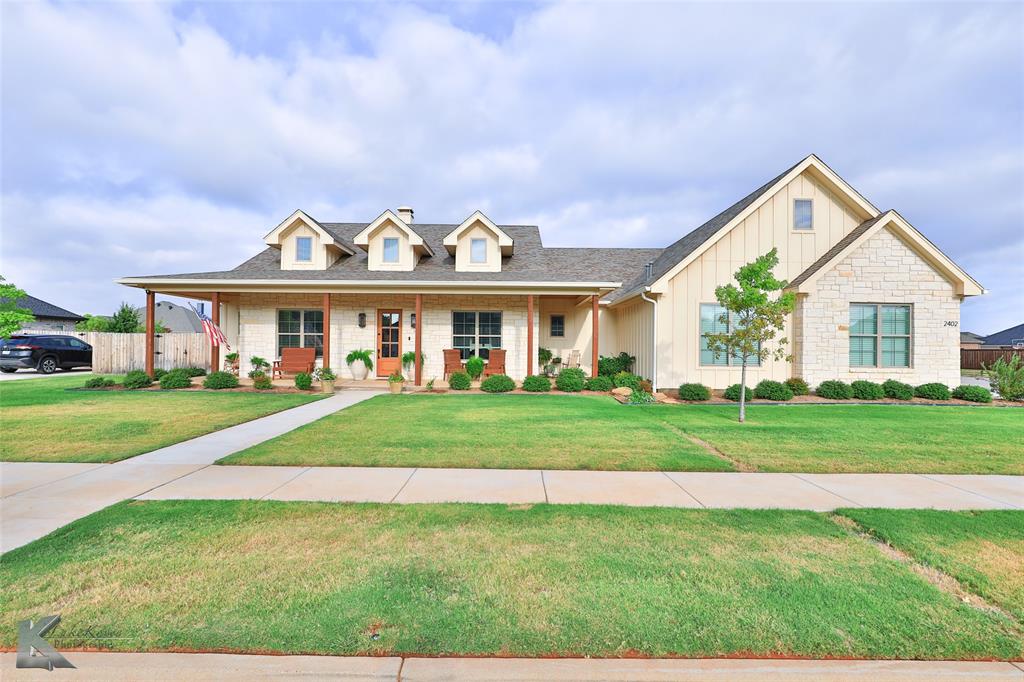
{"left": 382, "top": 238, "right": 399, "bottom": 263}
{"left": 471, "top": 238, "right": 487, "bottom": 264}
{"left": 295, "top": 237, "right": 312, "bottom": 262}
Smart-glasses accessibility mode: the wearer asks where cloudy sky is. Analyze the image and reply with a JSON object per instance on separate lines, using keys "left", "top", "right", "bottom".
{"left": 2, "top": 1, "right": 1021, "bottom": 334}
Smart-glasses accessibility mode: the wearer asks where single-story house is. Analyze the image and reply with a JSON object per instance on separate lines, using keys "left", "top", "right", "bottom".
{"left": 960, "top": 331, "right": 986, "bottom": 349}
{"left": 7, "top": 295, "right": 84, "bottom": 332}
{"left": 119, "top": 154, "right": 983, "bottom": 389}
{"left": 981, "top": 323, "right": 1024, "bottom": 349}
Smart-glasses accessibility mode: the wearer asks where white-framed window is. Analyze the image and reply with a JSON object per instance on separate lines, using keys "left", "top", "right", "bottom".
{"left": 699, "top": 303, "right": 760, "bottom": 367}
{"left": 470, "top": 238, "right": 487, "bottom": 263}
{"left": 452, "top": 311, "right": 502, "bottom": 360}
{"left": 295, "top": 236, "right": 313, "bottom": 262}
{"left": 550, "top": 314, "right": 565, "bottom": 337}
{"left": 277, "top": 309, "right": 323, "bottom": 357}
{"left": 382, "top": 237, "right": 399, "bottom": 263}
{"left": 793, "top": 199, "right": 813, "bottom": 231}
{"left": 850, "top": 303, "right": 912, "bottom": 367}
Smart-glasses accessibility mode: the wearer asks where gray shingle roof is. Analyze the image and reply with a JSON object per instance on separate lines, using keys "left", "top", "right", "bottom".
{"left": 2, "top": 295, "right": 84, "bottom": 321}
{"left": 786, "top": 214, "right": 885, "bottom": 289}
{"left": 983, "top": 323, "right": 1024, "bottom": 347}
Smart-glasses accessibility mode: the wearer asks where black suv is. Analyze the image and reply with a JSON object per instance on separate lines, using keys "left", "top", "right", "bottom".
{"left": 0, "top": 335, "right": 93, "bottom": 374}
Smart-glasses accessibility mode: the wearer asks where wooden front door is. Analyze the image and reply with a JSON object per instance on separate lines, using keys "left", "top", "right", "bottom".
{"left": 376, "top": 309, "right": 402, "bottom": 377}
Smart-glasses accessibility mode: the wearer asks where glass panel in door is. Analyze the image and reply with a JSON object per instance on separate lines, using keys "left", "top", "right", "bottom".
{"left": 377, "top": 310, "right": 402, "bottom": 376}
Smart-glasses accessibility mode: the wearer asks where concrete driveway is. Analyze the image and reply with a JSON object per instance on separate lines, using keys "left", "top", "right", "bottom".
{"left": 0, "top": 367, "right": 92, "bottom": 381}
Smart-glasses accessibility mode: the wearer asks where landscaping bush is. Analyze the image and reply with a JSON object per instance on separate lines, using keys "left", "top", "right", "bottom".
{"left": 152, "top": 368, "right": 168, "bottom": 380}
{"left": 252, "top": 374, "right": 273, "bottom": 390}
{"left": 481, "top": 374, "right": 515, "bottom": 393}
{"left": 598, "top": 352, "right": 635, "bottom": 376}
{"left": 816, "top": 380, "right": 853, "bottom": 400}
{"left": 785, "top": 377, "right": 809, "bottom": 396}
{"left": 159, "top": 369, "right": 192, "bottom": 390}
{"left": 677, "top": 383, "right": 710, "bottom": 401}
{"left": 983, "top": 355, "right": 1024, "bottom": 401}
{"left": 556, "top": 367, "right": 586, "bottom": 392}
{"left": 294, "top": 372, "right": 313, "bottom": 391}
{"left": 882, "top": 379, "right": 914, "bottom": 401}
{"left": 122, "top": 370, "right": 152, "bottom": 390}
{"left": 851, "top": 380, "right": 885, "bottom": 401}
{"left": 639, "top": 379, "right": 653, "bottom": 393}
{"left": 522, "top": 375, "right": 551, "bottom": 392}
{"left": 183, "top": 367, "right": 207, "bottom": 378}
{"left": 951, "top": 384, "right": 993, "bottom": 403}
{"left": 84, "top": 377, "right": 115, "bottom": 389}
{"left": 448, "top": 371, "right": 471, "bottom": 390}
{"left": 584, "top": 375, "right": 613, "bottom": 392}
{"left": 612, "top": 371, "right": 641, "bottom": 391}
{"left": 915, "top": 383, "right": 951, "bottom": 401}
{"left": 754, "top": 380, "right": 794, "bottom": 401}
{"left": 627, "top": 389, "right": 656, "bottom": 405}
{"left": 723, "top": 383, "right": 751, "bottom": 402}
{"left": 465, "top": 356, "right": 484, "bottom": 379}
{"left": 203, "top": 371, "right": 239, "bottom": 390}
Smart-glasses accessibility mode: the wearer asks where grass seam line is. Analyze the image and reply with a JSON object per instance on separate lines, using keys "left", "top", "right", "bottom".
{"left": 651, "top": 418, "right": 754, "bottom": 472}
{"left": 389, "top": 468, "right": 418, "bottom": 503}
{"left": 258, "top": 467, "right": 312, "bottom": 500}
{"left": 916, "top": 473, "right": 1023, "bottom": 509}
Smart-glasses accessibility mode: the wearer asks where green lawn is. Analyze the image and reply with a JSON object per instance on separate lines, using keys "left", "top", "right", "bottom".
{"left": 2, "top": 502, "right": 1021, "bottom": 659}
{"left": 649, "top": 404, "right": 1024, "bottom": 474}
{"left": 839, "top": 510, "right": 1024, "bottom": 621}
{"left": 0, "top": 375, "right": 324, "bottom": 463}
{"left": 222, "top": 394, "right": 731, "bottom": 471}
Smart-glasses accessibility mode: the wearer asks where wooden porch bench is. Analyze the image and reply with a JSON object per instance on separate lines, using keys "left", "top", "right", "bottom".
{"left": 272, "top": 347, "right": 316, "bottom": 378}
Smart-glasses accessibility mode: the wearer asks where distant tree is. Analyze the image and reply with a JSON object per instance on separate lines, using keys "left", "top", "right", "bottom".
{"left": 0, "top": 276, "right": 35, "bottom": 338}
{"left": 108, "top": 302, "right": 141, "bottom": 333}
{"left": 76, "top": 304, "right": 166, "bottom": 333}
{"left": 703, "top": 248, "right": 796, "bottom": 423}
{"left": 76, "top": 314, "right": 112, "bottom": 332}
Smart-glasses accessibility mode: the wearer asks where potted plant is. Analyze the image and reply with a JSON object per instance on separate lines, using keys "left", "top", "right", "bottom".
{"left": 313, "top": 366, "right": 337, "bottom": 393}
{"left": 224, "top": 352, "right": 240, "bottom": 375}
{"left": 401, "top": 351, "right": 422, "bottom": 381}
{"left": 345, "top": 349, "right": 373, "bottom": 380}
{"left": 387, "top": 370, "right": 405, "bottom": 394}
{"left": 248, "top": 356, "right": 272, "bottom": 390}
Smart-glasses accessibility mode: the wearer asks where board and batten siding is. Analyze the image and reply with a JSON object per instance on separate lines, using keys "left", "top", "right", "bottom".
{"left": 612, "top": 298, "right": 653, "bottom": 382}
{"left": 657, "top": 169, "right": 867, "bottom": 389}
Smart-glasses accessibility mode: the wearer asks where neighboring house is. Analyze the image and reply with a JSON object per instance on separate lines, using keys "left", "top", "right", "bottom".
{"left": 134, "top": 300, "right": 203, "bottom": 333}
{"left": 960, "top": 331, "right": 986, "bottom": 349}
{"left": 982, "top": 323, "right": 1024, "bottom": 349}
{"left": 119, "top": 154, "right": 983, "bottom": 389}
{"left": 6, "top": 295, "right": 84, "bottom": 332}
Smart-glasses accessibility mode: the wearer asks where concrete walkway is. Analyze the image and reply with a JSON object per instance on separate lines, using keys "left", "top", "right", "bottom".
{"left": 2, "top": 653, "right": 1021, "bottom": 681}
{"left": 134, "top": 465, "right": 1023, "bottom": 511}
{"left": 0, "top": 391, "right": 380, "bottom": 552}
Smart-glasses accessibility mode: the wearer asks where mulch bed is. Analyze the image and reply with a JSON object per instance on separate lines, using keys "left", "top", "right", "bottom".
{"left": 72, "top": 383, "right": 319, "bottom": 395}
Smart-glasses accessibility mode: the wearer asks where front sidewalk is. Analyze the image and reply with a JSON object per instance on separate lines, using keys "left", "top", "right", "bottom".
{"left": 2, "top": 653, "right": 1021, "bottom": 681}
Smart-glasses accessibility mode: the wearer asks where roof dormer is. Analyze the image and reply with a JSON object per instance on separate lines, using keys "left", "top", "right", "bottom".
{"left": 353, "top": 209, "right": 433, "bottom": 272}
{"left": 443, "top": 211, "right": 514, "bottom": 273}
{"left": 264, "top": 209, "right": 355, "bottom": 270}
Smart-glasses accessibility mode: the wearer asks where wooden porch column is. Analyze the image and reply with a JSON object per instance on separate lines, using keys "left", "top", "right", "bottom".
{"left": 414, "top": 293, "right": 423, "bottom": 385}
{"left": 526, "top": 294, "right": 534, "bottom": 376}
{"left": 210, "top": 292, "right": 220, "bottom": 373}
{"left": 145, "top": 290, "right": 155, "bottom": 377}
{"left": 591, "top": 294, "right": 599, "bottom": 378}
{"left": 322, "top": 293, "right": 331, "bottom": 369}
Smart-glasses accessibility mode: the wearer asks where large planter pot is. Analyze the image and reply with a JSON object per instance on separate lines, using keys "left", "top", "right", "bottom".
{"left": 321, "top": 379, "right": 335, "bottom": 394}
{"left": 348, "top": 362, "right": 369, "bottom": 381}
{"left": 403, "top": 364, "right": 414, "bottom": 382}
{"left": 388, "top": 382, "right": 403, "bottom": 395}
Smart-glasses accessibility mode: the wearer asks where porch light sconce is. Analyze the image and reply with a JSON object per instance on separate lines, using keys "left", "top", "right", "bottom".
{"left": 411, "top": 313, "right": 416, "bottom": 329}
{"left": 358, "top": 312, "right": 366, "bottom": 328}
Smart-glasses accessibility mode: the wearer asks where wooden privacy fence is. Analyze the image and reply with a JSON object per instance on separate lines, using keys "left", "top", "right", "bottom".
{"left": 960, "top": 348, "right": 1024, "bottom": 370}
{"left": 16, "top": 329, "right": 210, "bottom": 373}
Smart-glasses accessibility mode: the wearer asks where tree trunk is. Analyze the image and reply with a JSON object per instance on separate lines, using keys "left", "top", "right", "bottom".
{"left": 738, "top": 360, "right": 747, "bottom": 423}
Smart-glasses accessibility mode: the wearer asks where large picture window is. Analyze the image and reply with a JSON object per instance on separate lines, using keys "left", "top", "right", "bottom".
{"left": 452, "top": 311, "right": 502, "bottom": 360}
{"left": 699, "top": 303, "right": 760, "bottom": 367}
{"left": 277, "top": 309, "right": 323, "bottom": 357}
{"left": 850, "top": 304, "right": 911, "bottom": 367}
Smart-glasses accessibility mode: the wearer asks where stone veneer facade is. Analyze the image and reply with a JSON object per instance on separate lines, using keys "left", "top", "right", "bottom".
{"left": 792, "top": 227, "right": 961, "bottom": 388}
{"left": 234, "top": 292, "right": 539, "bottom": 380}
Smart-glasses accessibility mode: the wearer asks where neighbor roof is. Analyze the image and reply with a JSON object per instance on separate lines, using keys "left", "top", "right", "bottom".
{"left": 983, "top": 323, "right": 1024, "bottom": 347}
{"left": 960, "top": 331, "right": 986, "bottom": 344}
{"left": 3, "top": 295, "right": 84, "bottom": 321}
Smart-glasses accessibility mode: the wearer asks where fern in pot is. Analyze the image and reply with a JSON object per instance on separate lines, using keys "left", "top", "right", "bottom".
{"left": 345, "top": 349, "right": 373, "bottom": 380}
{"left": 313, "top": 366, "right": 337, "bottom": 393}
{"left": 401, "top": 351, "right": 423, "bottom": 381}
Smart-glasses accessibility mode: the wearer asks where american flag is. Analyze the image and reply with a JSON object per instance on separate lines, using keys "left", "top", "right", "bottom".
{"left": 190, "top": 302, "right": 230, "bottom": 349}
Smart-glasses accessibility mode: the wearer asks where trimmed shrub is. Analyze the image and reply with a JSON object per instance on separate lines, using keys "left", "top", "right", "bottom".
{"left": 122, "top": 370, "right": 152, "bottom": 390}
{"left": 612, "top": 371, "right": 642, "bottom": 391}
{"left": 448, "top": 371, "right": 471, "bottom": 390}
{"left": 481, "top": 374, "right": 515, "bottom": 393}
{"left": 883, "top": 379, "right": 914, "bottom": 401}
{"left": 252, "top": 374, "right": 273, "bottom": 390}
{"left": 723, "top": 383, "right": 751, "bottom": 402}
{"left": 584, "top": 375, "right": 613, "bottom": 392}
{"left": 556, "top": 367, "right": 586, "bottom": 393}
{"left": 952, "top": 384, "right": 992, "bottom": 403}
{"left": 598, "top": 352, "right": 635, "bottom": 377}
{"left": 183, "top": 366, "right": 207, "bottom": 378}
{"left": 203, "top": 371, "right": 239, "bottom": 390}
{"left": 915, "top": 383, "right": 951, "bottom": 401}
{"left": 851, "top": 380, "right": 885, "bottom": 400}
{"left": 785, "top": 377, "right": 809, "bottom": 396}
{"left": 294, "top": 372, "right": 313, "bottom": 391}
{"left": 465, "top": 356, "right": 484, "bottom": 379}
{"left": 159, "top": 369, "right": 192, "bottom": 390}
{"left": 84, "top": 377, "right": 115, "bottom": 389}
{"left": 754, "top": 380, "right": 794, "bottom": 401}
{"left": 677, "top": 383, "right": 710, "bottom": 401}
{"left": 522, "top": 375, "right": 551, "bottom": 392}
{"left": 152, "top": 368, "right": 168, "bottom": 380}
{"left": 816, "top": 380, "right": 853, "bottom": 400}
